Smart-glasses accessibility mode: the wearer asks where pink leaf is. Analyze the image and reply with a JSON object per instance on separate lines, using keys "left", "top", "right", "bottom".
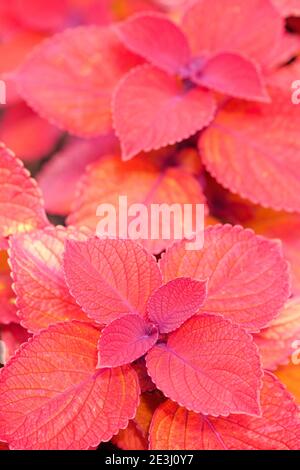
{"left": 0, "top": 321, "right": 140, "bottom": 450}
{"left": 98, "top": 314, "right": 158, "bottom": 368}
{"left": 15, "top": 26, "right": 141, "bottom": 137}
{"left": 160, "top": 225, "right": 290, "bottom": 332}
{"left": 9, "top": 226, "right": 90, "bottom": 333}
{"left": 115, "top": 12, "right": 191, "bottom": 74}
{"left": 182, "top": 0, "right": 283, "bottom": 65}
{"left": 254, "top": 298, "right": 300, "bottom": 370}
{"left": 67, "top": 154, "right": 207, "bottom": 255}
{"left": 200, "top": 89, "right": 300, "bottom": 213}
{"left": 193, "top": 52, "right": 270, "bottom": 103}
{"left": 63, "top": 238, "right": 162, "bottom": 324}
{"left": 146, "top": 314, "right": 262, "bottom": 416}
{"left": 38, "top": 135, "right": 119, "bottom": 215}
{"left": 147, "top": 277, "right": 207, "bottom": 333}
{"left": 0, "top": 144, "right": 48, "bottom": 242}
{"left": 150, "top": 373, "right": 300, "bottom": 450}
{"left": 113, "top": 64, "right": 216, "bottom": 160}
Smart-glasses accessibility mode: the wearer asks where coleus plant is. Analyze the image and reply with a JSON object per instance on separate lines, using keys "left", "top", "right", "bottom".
{"left": 1, "top": 145, "right": 300, "bottom": 450}
{"left": 0, "top": 0, "right": 300, "bottom": 453}
{"left": 12, "top": 0, "right": 300, "bottom": 214}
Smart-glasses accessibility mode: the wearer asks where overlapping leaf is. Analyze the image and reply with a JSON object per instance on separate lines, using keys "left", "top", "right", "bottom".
{"left": 16, "top": 26, "right": 141, "bottom": 136}
{"left": 147, "top": 277, "right": 207, "bottom": 333}
{"left": 149, "top": 373, "right": 300, "bottom": 450}
{"left": 67, "top": 154, "right": 207, "bottom": 254}
{"left": 182, "top": 0, "right": 283, "bottom": 64}
{"left": 9, "top": 226, "right": 90, "bottom": 332}
{"left": 98, "top": 314, "right": 159, "bottom": 368}
{"left": 64, "top": 238, "right": 162, "bottom": 324}
{"left": 199, "top": 90, "right": 300, "bottom": 213}
{"left": 160, "top": 225, "right": 290, "bottom": 331}
{"left": 115, "top": 12, "right": 191, "bottom": 74}
{"left": 113, "top": 64, "right": 216, "bottom": 160}
{"left": 146, "top": 314, "right": 262, "bottom": 416}
{"left": 0, "top": 144, "right": 48, "bottom": 242}
{"left": 0, "top": 321, "right": 140, "bottom": 450}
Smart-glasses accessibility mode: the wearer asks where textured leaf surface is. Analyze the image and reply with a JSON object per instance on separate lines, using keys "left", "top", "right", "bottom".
{"left": 67, "top": 154, "right": 207, "bottom": 254}
{"left": 16, "top": 26, "right": 141, "bottom": 136}
{"left": 149, "top": 373, "right": 300, "bottom": 450}
{"left": 200, "top": 90, "right": 300, "bottom": 212}
{"left": 146, "top": 314, "right": 262, "bottom": 416}
{"left": 9, "top": 226, "right": 89, "bottom": 332}
{"left": 0, "top": 144, "right": 48, "bottom": 241}
{"left": 115, "top": 12, "right": 191, "bottom": 74}
{"left": 182, "top": 0, "right": 283, "bottom": 64}
{"left": 64, "top": 238, "right": 162, "bottom": 324}
{"left": 113, "top": 64, "right": 216, "bottom": 160}
{"left": 147, "top": 278, "right": 207, "bottom": 333}
{"left": 160, "top": 225, "right": 290, "bottom": 331}
{"left": 98, "top": 314, "right": 159, "bottom": 367}
{"left": 254, "top": 298, "right": 300, "bottom": 370}
{"left": 193, "top": 53, "right": 269, "bottom": 102}
{"left": 0, "top": 321, "right": 140, "bottom": 450}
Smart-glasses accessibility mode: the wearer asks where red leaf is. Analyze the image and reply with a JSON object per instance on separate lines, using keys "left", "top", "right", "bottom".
{"left": 0, "top": 273, "right": 18, "bottom": 325}
{"left": 38, "top": 135, "right": 118, "bottom": 215}
{"left": 63, "top": 238, "right": 162, "bottom": 324}
{"left": 146, "top": 314, "right": 262, "bottom": 416}
{"left": 98, "top": 314, "right": 159, "bottom": 368}
{"left": 0, "top": 323, "right": 30, "bottom": 364}
{"left": 9, "top": 226, "right": 90, "bottom": 333}
{"left": 0, "top": 144, "right": 48, "bottom": 242}
{"left": 254, "top": 298, "right": 300, "bottom": 370}
{"left": 182, "top": 0, "right": 283, "bottom": 65}
{"left": 200, "top": 89, "right": 300, "bottom": 213}
{"left": 67, "top": 154, "right": 207, "bottom": 255}
{"left": 147, "top": 277, "right": 207, "bottom": 333}
{"left": 0, "top": 103, "right": 61, "bottom": 163}
{"left": 0, "top": 321, "right": 140, "bottom": 450}
{"left": 16, "top": 26, "right": 141, "bottom": 137}
{"left": 115, "top": 12, "right": 191, "bottom": 74}
{"left": 193, "top": 52, "right": 270, "bottom": 103}
{"left": 160, "top": 225, "right": 290, "bottom": 332}
{"left": 113, "top": 64, "right": 216, "bottom": 160}
{"left": 149, "top": 373, "right": 300, "bottom": 450}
